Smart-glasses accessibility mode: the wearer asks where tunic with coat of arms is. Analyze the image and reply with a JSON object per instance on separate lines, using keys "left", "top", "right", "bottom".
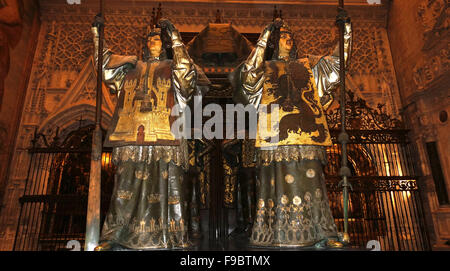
{"left": 256, "top": 58, "right": 332, "bottom": 148}
{"left": 231, "top": 21, "right": 353, "bottom": 248}
{"left": 97, "top": 40, "right": 198, "bottom": 149}
{"left": 233, "top": 22, "right": 352, "bottom": 156}
{"left": 106, "top": 59, "right": 180, "bottom": 147}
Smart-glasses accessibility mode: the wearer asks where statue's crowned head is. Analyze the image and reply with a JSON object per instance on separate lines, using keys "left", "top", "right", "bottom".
{"left": 266, "top": 7, "right": 298, "bottom": 61}
{"left": 143, "top": 4, "right": 171, "bottom": 60}
{"left": 278, "top": 23, "right": 294, "bottom": 58}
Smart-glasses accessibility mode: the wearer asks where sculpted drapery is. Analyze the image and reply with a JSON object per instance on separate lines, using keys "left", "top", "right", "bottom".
{"left": 232, "top": 17, "right": 352, "bottom": 247}
{"left": 93, "top": 19, "right": 203, "bottom": 250}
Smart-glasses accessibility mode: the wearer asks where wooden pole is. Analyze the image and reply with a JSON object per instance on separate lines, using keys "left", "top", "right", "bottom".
{"left": 85, "top": 0, "right": 104, "bottom": 251}
{"left": 337, "top": 0, "right": 351, "bottom": 236}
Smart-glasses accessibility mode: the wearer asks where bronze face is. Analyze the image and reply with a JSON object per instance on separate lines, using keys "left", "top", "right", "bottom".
{"left": 278, "top": 32, "right": 293, "bottom": 57}
{"left": 147, "top": 35, "right": 163, "bottom": 57}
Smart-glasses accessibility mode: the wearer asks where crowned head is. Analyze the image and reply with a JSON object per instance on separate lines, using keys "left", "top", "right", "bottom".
{"left": 278, "top": 23, "right": 294, "bottom": 58}
{"left": 143, "top": 4, "right": 171, "bottom": 60}
{"left": 268, "top": 7, "right": 297, "bottom": 60}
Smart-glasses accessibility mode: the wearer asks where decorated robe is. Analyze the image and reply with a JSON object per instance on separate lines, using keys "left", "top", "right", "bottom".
{"left": 232, "top": 22, "right": 352, "bottom": 247}
{"left": 256, "top": 59, "right": 332, "bottom": 148}
{"left": 96, "top": 30, "right": 205, "bottom": 249}
{"left": 105, "top": 59, "right": 180, "bottom": 147}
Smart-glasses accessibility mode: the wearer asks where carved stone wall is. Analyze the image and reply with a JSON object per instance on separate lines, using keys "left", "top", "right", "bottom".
{"left": 0, "top": 0, "right": 406, "bottom": 250}
{"left": 292, "top": 21, "right": 401, "bottom": 119}
{"left": 0, "top": 0, "right": 40, "bottom": 250}
{"left": 33, "top": 0, "right": 401, "bottom": 115}
{"left": 388, "top": 0, "right": 450, "bottom": 250}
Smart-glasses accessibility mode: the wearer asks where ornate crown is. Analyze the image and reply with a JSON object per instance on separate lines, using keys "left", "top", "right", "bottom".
{"left": 273, "top": 5, "right": 283, "bottom": 21}
{"left": 147, "top": 3, "right": 162, "bottom": 36}
{"left": 280, "top": 23, "right": 293, "bottom": 35}
{"left": 273, "top": 5, "right": 292, "bottom": 34}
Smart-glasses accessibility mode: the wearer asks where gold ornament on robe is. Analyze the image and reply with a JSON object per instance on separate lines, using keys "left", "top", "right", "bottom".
{"left": 234, "top": 20, "right": 352, "bottom": 149}
{"left": 255, "top": 59, "right": 332, "bottom": 148}
{"left": 92, "top": 23, "right": 199, "bottom": 147}
{"left": 109, "top": 75, "right": 175, "bottom": 143}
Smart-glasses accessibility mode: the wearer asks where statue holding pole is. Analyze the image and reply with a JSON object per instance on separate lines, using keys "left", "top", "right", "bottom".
{"left": 230, "top": 5, "right": 352, "bottom": 248}
{"left": 90, "top": 5, "right": 206, "bottom": 250}
{"left": 85, "top": 0, "right": 105, "bottom": 251}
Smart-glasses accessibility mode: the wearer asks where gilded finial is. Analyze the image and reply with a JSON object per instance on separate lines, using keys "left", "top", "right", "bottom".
{"left": 148, "top": 3, "right": 163, "bottom": 35}
{"left": 273, "top": 5, "right": 283, "bottom": 21}
{"left": 150, "top": 3, "right": 163, "bottom": 30}
{"left": 215, "top": 9, "right": 222, "bottom": 23}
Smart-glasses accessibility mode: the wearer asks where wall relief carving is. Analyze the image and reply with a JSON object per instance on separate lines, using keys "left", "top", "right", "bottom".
{"left": 418, "top": 0, "right": 448, "bottom": 51}
{"left": 413, "top": 0, "right": 449, "bottom": 90}
{"left": 413, "top": 49, "right": 449, "bottom": 90}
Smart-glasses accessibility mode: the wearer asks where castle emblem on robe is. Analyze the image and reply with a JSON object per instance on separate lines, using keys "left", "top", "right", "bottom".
{"left": 109, "top": 76, "right": 175, "bottom": 144}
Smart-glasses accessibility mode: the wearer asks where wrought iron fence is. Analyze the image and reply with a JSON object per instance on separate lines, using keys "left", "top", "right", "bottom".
{"left": 13, "top": 125, "right": 115, "bottom": 251}
{"left": 321, "top": 91, "right": 430, "bottom": 251}
{"left": 13, "top": 129, "right": 430, "bottom": 251}
{"left": 12, "top": 90, "right": 431, "bottom": 251}
{"left": 325, "top": 129, "right": 430, "bottom": 251}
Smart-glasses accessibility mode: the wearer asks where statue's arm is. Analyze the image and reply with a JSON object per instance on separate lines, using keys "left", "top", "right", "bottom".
{"left": 160, "top": 19, "right": 197, "bottom": 106}
{"left": 235, "top": 23, "right": 274, "bottom": 107}
{"left": 311, "top": 18, "right": 352, "bottom": 110}
{"left": 92, "top": 26, "right": 137, "bottom": 95}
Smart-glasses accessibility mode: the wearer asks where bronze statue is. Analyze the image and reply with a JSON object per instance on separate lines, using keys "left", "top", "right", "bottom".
{"left": 231, "top": 11, "right": 352, "bottom": 248}
{"left": 92, "top": 16, "right": 205, "bottom": 250}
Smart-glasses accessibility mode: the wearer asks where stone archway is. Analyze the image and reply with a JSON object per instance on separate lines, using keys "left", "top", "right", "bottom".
{"left": 38, "top": 104, "right": 112, "bottom": 141}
